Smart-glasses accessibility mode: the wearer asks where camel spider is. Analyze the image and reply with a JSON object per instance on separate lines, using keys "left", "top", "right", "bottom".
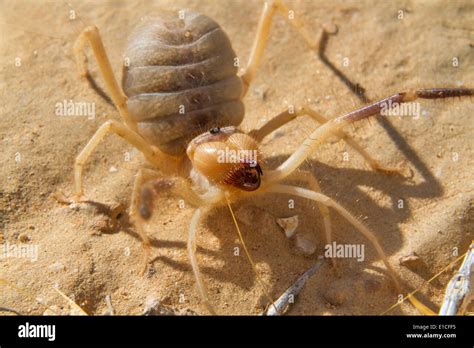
{"left": 68, "top": 0, "right": 473, "bottom": 314}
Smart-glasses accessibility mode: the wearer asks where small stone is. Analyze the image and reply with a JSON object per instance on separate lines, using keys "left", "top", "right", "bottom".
{"left": 89, "top": 216, "right": 112, "bottom": 234}
{"left": 271, "top": 130, "right": 285, "bottom": 139}
{"left": 276, "top": 215, "right": 299, "bottom": 238}
{"left": 109, "top": 166, "right": 118, "bottom": 173}
{"left": 252, "top": 85, "right": 268, "bottom": 101}
{"left": 48, "top": 261, "right": 65, "bottom": 272}
{"left": 294, "top": 234, "right": 316, "bottom": 255}
{"left": 18, "top": 232, "right": 30, "bottom": 243}
{"left": 178, "top": 308, "right": 198, "bottom": 316}
{"left": 399, "top": 252, "right": 423, "bottom": 269}
{"left": 143, "top": 296, "right": 175, "bottom": 316}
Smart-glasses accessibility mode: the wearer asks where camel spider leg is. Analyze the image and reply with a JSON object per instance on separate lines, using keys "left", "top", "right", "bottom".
{"left": 129, "top": 168, "right": 162, "bottom": 273}
{"left": 265, "top": 184, "right": 402, "bottom": 291}
{"left": 74, "top": 26, "right": 136, "bottom": 131}
{"left": 288, "top": 171, "right": 333, "bottom": 259}
{"left": 241, "top": 0, "right": 323, "bottom": 96}
{"left": 73, "top": 120, "right": 177, "bottom": 199}
{"left": 188, "top": 207, "right": 216, "bottom": 315}
{"left": 266, "top": 88, "right": 474, "bottom": 184}
{"left": 250, "top": 106, "right": 405, "bottom": 175}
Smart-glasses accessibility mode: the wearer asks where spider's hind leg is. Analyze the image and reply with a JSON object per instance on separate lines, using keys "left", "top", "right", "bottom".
{"left": 130, "top": 169, "right": 205, "bottom": 275}
{"left": 130, "top": 169, "right": 162, "bottom": 274}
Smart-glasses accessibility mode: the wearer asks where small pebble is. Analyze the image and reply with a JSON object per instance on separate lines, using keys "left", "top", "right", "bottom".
{"left": 276, "top": 215, "right": 299, "bottom": 238}
{"left": 109, "top": 166, "right": 118, "bottom": 173}
{"left": 143, "top": 296, "right": 175, "bottom": 316}
{"left": 178, "top": 308, "right": 198, "bottom": 316}
{"left": 89, "top": 216, "right": 113, "bottom": 234}
{"left": 295, "top": 234, "right": 316, "bottom": 255}
{"left": 399, "top": 252, "right": 423, "bottom": 269}
{"left": 18, "top": 232, "right": 30, "bottom": 243}
{"left": 48, "top": 261, "right": 65, "bottom": 272}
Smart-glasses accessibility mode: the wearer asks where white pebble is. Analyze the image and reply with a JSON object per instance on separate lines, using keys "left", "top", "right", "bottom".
{"left": 48, "top": 261, "right": 65, "bottom": 272}
{"left": 295, "top": 234, "right": 316, "bottom": 255}
{"left": 276, "top": 215, "right": 299, "bottom": 238}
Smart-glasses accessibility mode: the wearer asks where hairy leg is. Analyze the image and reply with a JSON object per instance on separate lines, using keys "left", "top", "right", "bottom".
{"left": 188, "top": 207, "right": 216, "bottom": 315}
{"left": 265, "top": 88, "right": 474, "bottom": 183}
{"left": 129, "top": 168, "right": 160, "bottom": 274}
{"left": 74, "top": 120, "right": 177, "bottom": 199}
{"left": 74, "top": 26, "right": 136, "bottom": 130}
{"left": 266, "top": 183, "right": 402, "bottom": 291}
{"left": 240, "top": 0, "right": 326, "bottom": 96}
{"left": 251, "top": 106, "right": 406, "bottom": 175}
{"left": 288, "top": 171, "right": 333, "bottom": 264}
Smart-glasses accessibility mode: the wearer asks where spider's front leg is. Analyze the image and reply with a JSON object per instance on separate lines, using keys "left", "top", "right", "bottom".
{"left": 71, "top": 120, "right": 174, "bottom": 202}
{"left": 266, "top": 88, "right": 474, "bottom": 183}
{"left": 288, "top": 171, "right": 334, "bottom": 263}
{"left": 251, "top": 106, "right": 409, "bottom": 177}
{"left": 74, "top": 25, "right": 136, "bottom": 130}
{"left": 240, "top": 0, "right": 327, "bottom": 96}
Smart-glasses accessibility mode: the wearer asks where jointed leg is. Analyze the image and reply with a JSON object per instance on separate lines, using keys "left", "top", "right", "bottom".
{"left": 188, "top": 207, "right": 216, "bottom": 315}
{"left": 130, "top": 168, "right": 161, "bottom": 274}
{"left": 131, "top": 170, "right": 206, "bottom": 274}
{"left": 251, "top": 106, "right": 405, "bottom": 175}
{"left": 267, "top": 184, "right": 402, "bottom": 292}
{"left": 265, "top": 88, "right": 474, "bottom": 184}
{"left": 289, "top": 171, "right": 333, "bottom": 264}
{"left": 74, "top": 120, "right": 175, "bottom": 199}
{"left": 74, "top": 26, "right": 136, "bottom": 131}
{"left": 241, "top": 0, "right": 325, "bottom": 96}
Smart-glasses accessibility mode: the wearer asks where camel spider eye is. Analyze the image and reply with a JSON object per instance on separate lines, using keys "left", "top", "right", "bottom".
{"left": 209, "top": 127, "right": 220, "bottom": 134}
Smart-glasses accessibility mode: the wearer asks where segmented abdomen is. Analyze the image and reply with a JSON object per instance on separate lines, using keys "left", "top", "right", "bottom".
{"left": 122, "top": 11, "right": 244, "bottom": 155}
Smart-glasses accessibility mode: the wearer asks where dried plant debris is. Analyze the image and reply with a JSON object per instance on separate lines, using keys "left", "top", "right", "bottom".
{"left": 265, "top": 258, "right": 324, "bottom": 316}
{"left": 103, "top": 295, "right": 115, "bottom": 316}
{"left": 440, "top": 242, "right": 473, "bottom": 315}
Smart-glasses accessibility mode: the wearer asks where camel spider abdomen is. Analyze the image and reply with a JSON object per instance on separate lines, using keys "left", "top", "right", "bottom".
{"left": 122, "top": 11, "right": 244, "bottom": 156}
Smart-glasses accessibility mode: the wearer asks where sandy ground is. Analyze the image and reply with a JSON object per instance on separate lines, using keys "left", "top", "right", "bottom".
{"left": 1, "top": 0, "right": 473, "bottom": 316}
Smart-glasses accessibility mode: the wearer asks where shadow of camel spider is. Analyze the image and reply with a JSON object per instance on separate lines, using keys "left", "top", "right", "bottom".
{"left": 65, "top": 0, "right": 473, "bottom": 314}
